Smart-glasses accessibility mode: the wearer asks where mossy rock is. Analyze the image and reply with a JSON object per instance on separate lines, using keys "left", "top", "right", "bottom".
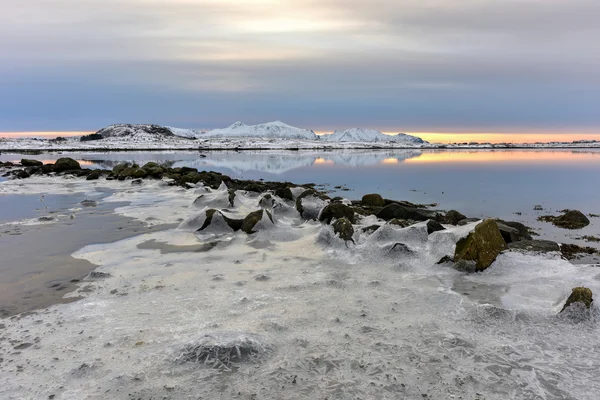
{"left": 54, "top": 157, "right": 81, "bottom": 173}
{"left": 444, "top": 210, "right": 467, "bottom": 225}
{"left": 319, "top": 203, "right": 355, "bottom": 224}
{"left": 112, "top": 163, "right": 131, "bottom": 175}
{"left": 118, "top": 167, "right": 138, "bottom": 179}
{"left": 21, "top": 159, "right": 43, "bottom": 167}
{"left": 198, "top": 209, "right": 244, "bottom": 232}
{"left": 144, "top": 166, "right": 164, "bottom": 178}
{"left": 274, "top": 187, "right": 294, "bottom": 201}
{"left": 554, "top": 210, "right": 590, "bottom": 230}
{"left": 332, "top": 217, "right": 354, "bottom": 241}
{"left": 180, "top": 172, "right": 202, "bottom": 185}
{"left": 240, "top": 210, "right": 273, "bottom": 234}
{"left": 454, "top": 219, "right": 507, "bottom": 272}
{"left": 132, "top": 169, "right": 148, "bottom": 178}
{"left": 142, "top": 162, "right": 160, "bottom": 170}
{"left": 362, "top": 193, "right": 385, "bottom": 207}
{"left": 561, "top": 287, "right": 593, "bottom": 312}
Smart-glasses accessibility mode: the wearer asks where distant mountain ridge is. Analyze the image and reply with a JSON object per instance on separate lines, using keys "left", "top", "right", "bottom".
{"left": 85, "top": 121, "right": 428, "bottom": 144}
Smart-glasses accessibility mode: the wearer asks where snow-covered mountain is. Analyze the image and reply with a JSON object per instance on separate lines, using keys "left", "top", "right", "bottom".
{"left": 200, "top": 121, "right": 318, "bottom": 140}
{"left": 94, "top": 124, "right": 176, "bottom": 139}
{"left": 321, "top": 128, "right": 426, "bottom": 144}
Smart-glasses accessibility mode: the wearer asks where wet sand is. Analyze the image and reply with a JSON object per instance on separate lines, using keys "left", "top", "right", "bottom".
{"left": 0, "top": 196, "right": 174, "bottom": 316}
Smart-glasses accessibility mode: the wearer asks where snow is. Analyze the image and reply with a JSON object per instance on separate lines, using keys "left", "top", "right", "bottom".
{"left": 321, "top": 128, "right": 426, "bottom": 144}
{"left": 199, "top": 121, "right": 318, "bottom": 140}
{"left": 1, "top": 121, "right": 600, "bottom": 150}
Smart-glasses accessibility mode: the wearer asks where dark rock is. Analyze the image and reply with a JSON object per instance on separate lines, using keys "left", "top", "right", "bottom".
{"left": 361, "top": 224, "right": 381, "bottom": 233}
{"left": 274, "top": 187, "right": 294, "bottom": 201}
{"left": 89, "top": 271, "right": 111, "bottom": 279}
{"left": 198, "top": 209, "right": 244, "bottom": 232}
{"left": 319, "top": 202, "right": 355, "bottom": 224}
{"left": 496, "top": 223, "right": 520, "bottom": 243}
{"left": 15, "top": 170, "right": 30, "bottom": 179}
{"left": 131, "top": 179, "right": 143, "bottom": 185}
{"left": 361, "top": 193, "right": 385, "bottom": 207}
{"left": 180, "top": 172, "right": 202, "bottom": 186}
{"left": 132, "top": 169, "right": 148, "bottom": 179}
{"left": 387, "top": 242, "right": 411, "bottom": 255}
{"left": 561, "top": 287, "right": 593, "bottom": 312}
{"left": 426, "top": 220, "right": 445, "bottom": 234}
{"left": 295, "top": 190, "right": 328, "bottom": 220}
{"left": 142, "top": 162, "right": 160, "bottom": 169}
{"left": 144, "top": 166, "right": 164, "bottom": 178}
{"left": 539, "top": 210, "right": 590, "bottom": 230}
{"left": 21, "top": 159, "right": 43, "bottom": 167}
{"left": 457, "top": 218, "right": 481, "bottom": 226}
{"left": 376, "top": 203, "right": 432, "bottom": 222}
{"left": 454, "top": 219, "right": 507, "bottom": 272}
{"left": 388, "top": 219, "right": 411, "bottom": 228}
{"left": 496, "top": 220, "right": 533, "bottom": 241}
{"left": 112, "top": 163, "right": 131, "bottom": 175}
{"left": 332, "top": 217, "right": 354, "bottom": 241}
{"left": 560, "top": 243, "right": 598, "bottom": 260}
{"left": 241, "top": 210, "right": 273, "bottom": 234}
{"left": 508, "top": 240, "right": 560, "bottom": 253}
{"left": 86, "top": 170, "right": 101, "bottom": 180}
{"left": 54, "top": 158, "right": 81, "bottom": 173}
{"left": 41, "top": 164, "right": 55, "bottom": 174}
{"left": 437, "top": 255, "right": 453, "bottom": 264}
{"left": 444, "top": 210, "right": 466, "bottom": 225}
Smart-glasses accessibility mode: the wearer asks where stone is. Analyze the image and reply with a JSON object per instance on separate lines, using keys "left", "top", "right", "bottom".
{"left": 426, "top": 220, "right": 445, "bottom": 234}
{"left": 361, "top": 193, "right": 385, "bottom": 207}
{"left": 332, "top": 217, "right": 354, "bottom": 241}
{"left": 112, "top": 163, "right": 131, "bottom": 175}
{"left": 496, "top": 222, "right": 521, "bottom": 243}
{"left": 561, "top": 287, "right": 593, "bottom": 312}
{"left": 457, "top": 218, "right": 481, "bottom": 226}
{"left": 496, "top": 220, "right": 533, "bottom": 241}
{"left": 241, "top": 210, "right": 271, "bottom": 234}
{"left": 86, "top": 170, "right": 101, "bottom": 180}
{"left": 444, "top": 210, "right": 466, "bottom": 225}
{"left": 540, "top": 210, "right": 591, "bottom": 230}
{"left": 295, "top": 190, "right": 328, "bottom": 220}
{"left": 319, "top": 202, "right": 355, "bottom": 224}
{"left": 117, "top": 167, "right": 137, "bottom": 179}
{"left": 274, "top": 187, "right": 294, "bottom": 201}
{"left": 508, "top": 240, "right": 560, "bottom": 253}
{"left": 454, "top": 219, "right": 507, "bottom": 272}
{"left": 53, "top": 158, "right": 81, "bottom": 173}
{"left": 376, "top": 203, "right": 432, "bottom": 222}
{"left": 132, "top": 169, "right": 148, "bottom": 178}
{"left": 21, "top": 159, "right": 43, "bottom": 167}
{"left": 41, "top": 164, "right": 55, "bottom": 174}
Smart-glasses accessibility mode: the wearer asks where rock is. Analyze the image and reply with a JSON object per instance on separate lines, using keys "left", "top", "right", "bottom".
{"left": 274, "top": 187, "right": 294, "bottom": 201}
{"left": 142, "top": 162, "right": 160, "bottom": 169}
{"left": 457, "top": 218, "right": 481, "bottom": 226}
{"left": 361, "top": 224, "right": 381, "bottom": 233}
{"left": 117, "top": 167, "right": 137, "bottom": 180}
{"left": 444, "top": 210, "right": 466, "bottom": 225}
{"left": 508, "top": 239, "right": 560, "bottom": 253}
{"left": 496, "top": 223, "right": 521, "bottom": 243}
{"left": 332, "top": 217, "right": 354, "bottom": 241}
{"left": 361, "top": 193, "right": 385, "bottom": 207}
{"left": 539, "top": 210, "right": 590, "bottom": 230}
{"left": 296, "top": 190, "right": 329, "bottom": 220}
{"left": 241, "top": 210, "right": 273, "bottom": 234}
{"left": 132, "top": 169, "right": 148, "bottom": 178}
{"left": 53, "top": 158, "right": 81, "bottom": 173}
{"left": 454, "top": 219, "right": 507, "bottom": 272}
{"left": 21, "top": 159, "right": 43, "bottom": 167}
{"left": 561, "top": 287, "right": 593, "bottom": 312}
{"left": 319, "top": 202, "right": 355, "bottom": 224}
{"left": 198, "top": 209, "right": 244, "bottom": 232}
{"left": 376, "top": 203, "right": 432, "bottom": 222}
{"left": 86, "top": 170, "right": 101, "bottom": 180}
{"left": 41, "top": 164, "right": 55, "bottom": 174}
{"left": 144, "top": 166, "right": 164, "bottom": 178}
{"left": 496, "top": 220, "right": 533, "bottom": 241}
{"left": 426, "top": 220, "right": 445, "bottom": 234}
{"left": 388, "top": 219, "right": 411, "bottom": 228}
{"left": 112, "top": 162, "right": 131, "bottom": 175}
{"left": 15, "top": 170, "right": 30, "bottom": 179}
{"left": 180, "top": 171, "right": 202, "bottom": 186}
{"left": 560, "top": 243, "right": 598, "bottom": 260}
{"left": 131, "top": 179, "right": 143, "bottom": 185}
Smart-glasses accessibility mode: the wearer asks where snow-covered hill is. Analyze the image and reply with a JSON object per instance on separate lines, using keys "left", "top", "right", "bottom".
{"left": 199, "top": 121, "right": 318, "bottom": 140}
{"left": 321, "top": 128, "right": 426, "bottom": 144}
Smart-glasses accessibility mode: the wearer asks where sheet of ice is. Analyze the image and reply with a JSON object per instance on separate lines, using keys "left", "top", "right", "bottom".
{"left": 1, "top": 177, "right": 600, "bottom": 399}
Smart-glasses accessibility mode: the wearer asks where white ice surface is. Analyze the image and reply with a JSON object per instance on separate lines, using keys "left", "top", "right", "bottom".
{"left": 1, "top": 177, "right": 600, "bottom": 399}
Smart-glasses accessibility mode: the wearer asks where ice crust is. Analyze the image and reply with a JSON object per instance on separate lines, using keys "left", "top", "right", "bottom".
{"left": 1, "top": 176, "right": 600, "bottom": 399}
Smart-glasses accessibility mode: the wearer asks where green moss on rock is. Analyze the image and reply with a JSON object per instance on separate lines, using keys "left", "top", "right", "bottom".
{"left": 454, "top": 219, "right": 507, "bottom": 272}
{"left": 319, "top": 203, "right": 355, "bottom": 224}
{"left": 332, "top": 217, "right": 354, "bottom": 241}
{"left": 561, "top": 287, "right": 593, "bottom": 312}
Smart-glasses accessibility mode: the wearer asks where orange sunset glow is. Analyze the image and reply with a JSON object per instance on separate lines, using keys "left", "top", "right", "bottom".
{"left": 404, "top": 150, "right": 600, "bottom": 164}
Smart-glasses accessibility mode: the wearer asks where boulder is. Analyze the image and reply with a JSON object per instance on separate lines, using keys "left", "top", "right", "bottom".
{"left": 274, "top": 187, "right": 294, "bottom": 201}
{"left": 117, "top": 167, "right": 138, "bottom": 180}
{"left": 144, "top": 166, "right": 164, "bottom": 178}
{"left": 454, "top": 219, "right": 507, "bottom": 272}
{"left": 86, "top": 170, "right": 101, "bottom": 180}
{"left": 361, "top": 193, "right": 385, "bottom": 207}
{"left": 508, "top": 239, "right": 560, "bottom": 253}
{"left": 132, "top": 169, "right": 148, "bottom": 178}
{"left": 561, "top": 287, "right": 593, "bottom": 312}
{"left": 496, "top": 223, "right": 521, "bottom": 243}
{"left": 444, "top": 210, "right": 466, "bottom": 225}
{"left": 113, "top": 163, "right": 131, "bottom": 175}
{"left": 426, "top": 220, "right": 445, "bottom": 234}
{"left": 496, "top": 220, "right": 533, "bottom": 241}
{"left": 142, "top": 162, "right": 160, "bottom": 170}
{"left": 41, "top": 164, "right": 55, "bottom": 174}
{"left": 296, "top": 190, "right": 328, "bottom": 220}
{"left": 198, "top": 209, "right": 243, "bottom": 232}
{"left": 388, "top": 219, "right": 411, "bottom": 228}
{"left": 21, "top": 159, "right": 43, "bottom": 167}
{"left": 54, "top": 158, "right": 81, "bottom": 173}
{"left": 241, "top": 210, "right": 274, "bottom": 234}
{"left": 457, "top": 218, "right": 481, "bottom": 226}
{"left": 15, "top": 170, "right": 30, "bottom": 179}
{"left": 376, "top": 203, "right": 432, "bottom": 222}
{"left": 319, "top": 203, "right": 355, "bottom": 224}
{"left": 332, "top": 217, "right": 354, "bottom": 241}
{"left": 541, "top": 210, "right": 590, "bottom": 230}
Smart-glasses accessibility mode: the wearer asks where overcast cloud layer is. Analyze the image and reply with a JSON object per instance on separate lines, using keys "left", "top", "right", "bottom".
{"left": 1, "top": 0, "right": 599, "bottom": 132}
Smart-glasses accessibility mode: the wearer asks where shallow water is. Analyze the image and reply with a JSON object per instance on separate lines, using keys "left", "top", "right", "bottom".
{"left": 1, "top": 152, "right": 600, "bottom": 399}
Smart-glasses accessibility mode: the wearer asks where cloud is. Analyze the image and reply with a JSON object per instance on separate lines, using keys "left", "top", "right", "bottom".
{"left": 0, "top": 0, "right": 599, "bottom": 131}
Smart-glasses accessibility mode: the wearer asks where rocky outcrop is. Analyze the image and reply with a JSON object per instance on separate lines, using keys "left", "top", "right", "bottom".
{"left": 376, "top": 203, "right": 436, "bottom": 222}
{"left": 426, "top": 220, "right": 445, "bottom": 234}
{"left": 319, "top": 203, "right": 355, "bottom": 224}
{"left": 53, "top": 158, "right": 81, "bottom": 173}
{"left": 561, "top": 287, "right": 593, "bottom": 312}
{"left": 332, "top": 217, "right": 354, "bottom": 241}
{"left": 443, "top": 210, "right": 466, "bottom": 225}
{"left": 454, "top": 219, "right": 507, "bottom": 272}
{"left": 361, "top": 193, "right": 385, "bottom": 207}
{"left": 539, "top": 210, "right": 590, "bottom": 230}
{"left": 508, "top": 240, "right": 560, "bottom": 253}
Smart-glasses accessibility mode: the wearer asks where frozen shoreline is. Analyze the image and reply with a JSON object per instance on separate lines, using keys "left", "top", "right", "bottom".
{"left": 1, "top": 169, "right": 600, "bottom": 399}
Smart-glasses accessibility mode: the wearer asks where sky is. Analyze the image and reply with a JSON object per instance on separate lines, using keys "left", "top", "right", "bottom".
{"left": 1, "top": 0, "right": 599, "bottom": 135}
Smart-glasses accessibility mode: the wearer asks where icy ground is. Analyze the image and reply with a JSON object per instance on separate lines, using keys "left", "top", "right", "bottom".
{"left": 1, "top": 177, "right": 600, "bottom": 399}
